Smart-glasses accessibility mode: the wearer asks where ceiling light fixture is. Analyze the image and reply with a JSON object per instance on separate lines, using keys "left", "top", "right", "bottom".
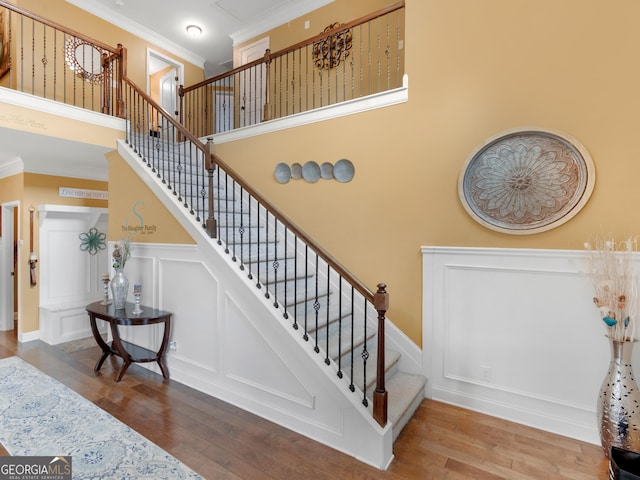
{"left": 186, "top": 25, "right": 202, "bottom": 38}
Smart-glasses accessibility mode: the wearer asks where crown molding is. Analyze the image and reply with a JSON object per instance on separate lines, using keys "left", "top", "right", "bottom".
{"left": 230, "top": 0, "right": 335, "bottom": 46}
{"left": 65, "top": 0, "right": 206, "bottom": 69}
{"left": 0, "top": 157, "right": 24, "bottom": 180}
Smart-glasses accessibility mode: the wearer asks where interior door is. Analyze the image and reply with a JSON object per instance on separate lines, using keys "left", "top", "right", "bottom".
{"left": 159, "top": 68, "right": 177, "bottom": 137}
{"left": 0, "top": 203, "right": 17, "bottom": 332}
{"left": 239, "top": 37, "right": 269, "bottom": 127}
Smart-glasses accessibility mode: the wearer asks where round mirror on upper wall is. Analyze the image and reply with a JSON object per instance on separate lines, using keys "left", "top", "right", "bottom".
{"left": 64, "top": 37, "right": 106, "bottom": 84}
{"left": 458, "top": 127, "right": 595, "bottom": 235}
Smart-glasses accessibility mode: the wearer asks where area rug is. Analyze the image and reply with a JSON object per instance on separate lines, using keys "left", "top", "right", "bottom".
{"left": 56, "top": 335, "right": 105, "bottom": 354}
{"left": 0, "top": 356, "right": 203, "bottom": 479}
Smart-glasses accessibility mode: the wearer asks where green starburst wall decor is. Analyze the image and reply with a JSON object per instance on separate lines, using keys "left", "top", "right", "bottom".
{"left": 79, "top": 227, "right": 107, "bottom": 255}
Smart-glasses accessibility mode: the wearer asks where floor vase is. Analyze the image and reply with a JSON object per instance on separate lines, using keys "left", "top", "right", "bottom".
{"left": 598, "top": 338, "right": 640, "bottom": 457}
{"left": 110, "top": 268, "right": 129, "bottom": 310}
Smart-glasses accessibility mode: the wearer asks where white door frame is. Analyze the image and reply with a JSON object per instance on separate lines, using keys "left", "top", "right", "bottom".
{"left": 0, "top": 201, "right": 19, "bottom": 332}
{"left": 238, "top": 37, "right": 270, "bottom": 127}
{"left": 146, "top": 48, "right": 184, "bottom": 117}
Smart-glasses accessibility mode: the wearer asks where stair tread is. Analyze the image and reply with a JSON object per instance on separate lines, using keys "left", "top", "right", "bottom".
{"left": 128, "top": 136, "right": 426, "bottom": 444}
{"left": 386, "top": 372, "right": 427, "bottom": 441}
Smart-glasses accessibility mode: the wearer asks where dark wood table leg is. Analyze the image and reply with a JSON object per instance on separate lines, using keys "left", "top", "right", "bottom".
{"left": 109, "top": 321, "right": 132, "bottom": 382}
{"left": 156, "top": 316, "right": 171, "bottom": 380}
{"left": 89, "top": 314, "right": 112, "bottom": 372}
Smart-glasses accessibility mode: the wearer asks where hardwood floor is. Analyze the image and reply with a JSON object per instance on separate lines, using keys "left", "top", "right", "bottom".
{"left": 0, "top": 329, "right": 608, "bottom": 479}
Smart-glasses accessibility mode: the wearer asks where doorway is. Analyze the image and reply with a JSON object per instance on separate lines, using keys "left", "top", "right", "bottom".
{"left": 146, "top": 49, "right": 184, "bottom": 136}
{"left": 1, "top": 202, "right": 19, "bottom": 332}
{"left": 238, "top": 37, "right": 270, "bottom": 127}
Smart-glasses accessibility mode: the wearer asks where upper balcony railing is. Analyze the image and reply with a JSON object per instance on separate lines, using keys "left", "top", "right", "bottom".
{"left": 0, "top": 0, "right": 125, "bottom": 116}
{"left": 179, "top": 1, "right": 405, "bottom": 138}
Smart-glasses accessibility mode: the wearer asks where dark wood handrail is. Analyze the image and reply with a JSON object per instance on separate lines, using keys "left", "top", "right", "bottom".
{"left": 125, "top": 78, "right": 377, "bottom": 304}
{"left": 123, "top": 76, "right": 207, "bottom": 147}
{"left": 126, "top": 76, "right": 388, "bottom": 423}
{"left": 182, "top": 0, "right": 405, "bottom": 94}
{"left": 0, "top": 0, "right": 120, "bottom": 54}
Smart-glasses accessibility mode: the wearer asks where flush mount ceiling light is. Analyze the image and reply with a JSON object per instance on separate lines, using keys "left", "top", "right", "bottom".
{"left": 186, "top": 25, "right": 202, "bottom": 38}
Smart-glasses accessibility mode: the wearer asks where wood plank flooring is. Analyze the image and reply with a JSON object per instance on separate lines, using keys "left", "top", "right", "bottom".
{"left": 0, "top": 329, "right": 609, "bottom": 479}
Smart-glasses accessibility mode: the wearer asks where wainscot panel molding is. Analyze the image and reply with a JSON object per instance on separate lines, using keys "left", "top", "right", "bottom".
{"left": 38, "top": 205, "right": 109, "bottom": 345}
{"left": 421, "top": 246, "right": 637, "bottom": 446}
{"left": 116, "top": 138, "right": 428, "bottom": 469}
{"left": 114, "top": 241, "right": 393, "bottom": 469}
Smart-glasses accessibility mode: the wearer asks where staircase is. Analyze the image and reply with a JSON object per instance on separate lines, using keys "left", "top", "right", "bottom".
{"left": 120, "top": 86, "right": 426, "bottom": 468}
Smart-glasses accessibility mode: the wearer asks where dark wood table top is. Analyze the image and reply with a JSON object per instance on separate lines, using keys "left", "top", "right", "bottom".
{"left": 86, "top": 301, "right": 172, "bottom": 326}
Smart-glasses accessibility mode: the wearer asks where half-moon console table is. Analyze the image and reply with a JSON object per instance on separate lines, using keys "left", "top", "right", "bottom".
{"left": 86, "top": 301, "right": 172, "bottom": 382}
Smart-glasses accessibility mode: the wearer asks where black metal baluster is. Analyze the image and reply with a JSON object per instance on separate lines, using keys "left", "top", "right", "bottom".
{"left": 337, "top": 277, "right": 343, "bottom": 378}
{"left": 313, "top": 252, "right": 320, "bottom": 354}
{"left": 272, "top": 219, "right": 280, "bottom": 308}
{"left": 303, "top": 245, "right": 309, "bottom": 341}
{"left": 325, "top": 263, "right": 331, "bottom": 366}
{"left": 42, "top": 26, "right": 46, "bottom": 99}
{"left": 216, "top": 163, "right": 222, "bottom": 244}
{"left": 184, "top": 141, "right": 191, "bottom": 212}
{"left": 246, "top": 194, "right": 253, "bottom": 279}
{"left": 264, "top": 211, "right": 270, "bottom": 299}
{"left": 282, "top": 225, "right": 288, "bottom": 317}
{"left": 349, "top": 286, "right": 355, "bottom": 392}
{"left": 224, "top": 171, "right": 230, "bottom": 253}
{"left": 200, "top": 150, "right": 207, "bottom": 228}
{"left": 255, "top": 202, "right": 262, "bottom": 289}
{"left": 238, "top": 186, "right": 245, "bottom": 270}
{"left": 231, "top": 179, "right": 237, "bottom": 262}
{"left": 362, "top": 297, "right": 369, "bottom": 407}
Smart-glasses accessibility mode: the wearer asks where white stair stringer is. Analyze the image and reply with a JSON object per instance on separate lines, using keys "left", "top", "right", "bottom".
{"left": 115, "top": 138, "right": 426, "bottom": 468}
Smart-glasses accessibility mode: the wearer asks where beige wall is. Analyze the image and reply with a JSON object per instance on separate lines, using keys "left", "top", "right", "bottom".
{"left": 235, "top": 0, "right": 394, "bottom": 61}
{"left": 213, "top": 0, "right": 640, "bottom": 346}
{"left": 15, "top": 0, "right": 204, "bottom": 88}
{"left": 9, "top": 0, "right": 639, "bottom": 346}
{"left": 106, "top": 150, "right": 194, "bottom": 245}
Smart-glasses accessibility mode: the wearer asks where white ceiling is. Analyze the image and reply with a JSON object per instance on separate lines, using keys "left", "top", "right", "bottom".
{"left": 67, "top": 0, "right": 334, "bottom": 77}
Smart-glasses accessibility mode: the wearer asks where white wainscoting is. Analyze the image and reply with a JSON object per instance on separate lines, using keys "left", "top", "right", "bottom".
{"left": 38, "top": 205, "right": 109, "bottom": 344}
{"left": 115, "top": 242, "right": 392, "bottom": 469}
{"left": 421, "top": 246, "right": 637, "bottom": 445}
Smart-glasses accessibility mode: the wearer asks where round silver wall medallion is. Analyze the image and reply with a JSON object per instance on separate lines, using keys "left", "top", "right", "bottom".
{"left": 458, "top": 127, "right": 595, "bottom": 235}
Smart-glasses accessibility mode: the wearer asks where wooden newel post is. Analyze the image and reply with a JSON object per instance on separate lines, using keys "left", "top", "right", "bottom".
{"left": 204, "top": 138, "right": 217, "bottom": 239}
{"left": 262, "top": 49, "right": 272, "bottom": 121}
{"left": 373, "top": 283, "right": 389, "bottom": 427}
{"left": 116, "top": 44, "right": 127, "bottom": 119}
{"left": 101, "top": 51, "right": 109, "bottom": 114}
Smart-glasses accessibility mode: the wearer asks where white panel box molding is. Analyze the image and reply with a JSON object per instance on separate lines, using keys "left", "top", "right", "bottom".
{"left": 38, "top": 205, "right": 108, "bottom": 345}
{"left": 422, "top": 246, "right": 640, "bottom": 446}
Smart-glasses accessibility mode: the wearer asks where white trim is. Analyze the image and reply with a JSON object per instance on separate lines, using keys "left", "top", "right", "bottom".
{"left": 0, "top": 158, "right": 24, "bottom": 180}
{"left": 146, "top": 48, "right": 185, "bottom": 93}
{"left": 211, "top": 74, "right": 409, "bottom": 144}
{"left": 0, "top": 87, "right": 126, "bottom": 131}
{"left": 230, "top": 0, "right": 336, "bottom": 46}
{"left": 421, "top": 245, "right": 614, "bottom": 446}
{"left": 0, "top": 201, "right": 19, "bottom": 333}
{"left": 65, "top": 0, "right": 205, "bottom": 69}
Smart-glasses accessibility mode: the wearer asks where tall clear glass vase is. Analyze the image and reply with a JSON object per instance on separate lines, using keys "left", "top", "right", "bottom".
{"left": 110, "top": 268, "right": 129, "bottom": 310}
{"left": 598, "top": 337, "right": 640, "bottom": 458}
